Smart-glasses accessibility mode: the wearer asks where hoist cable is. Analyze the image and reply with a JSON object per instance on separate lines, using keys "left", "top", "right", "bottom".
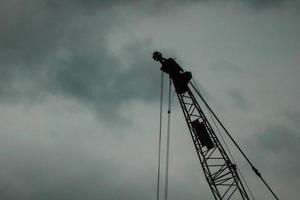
{"left": 157, "top": 72, "right": 164, "bottom": 200}
{"left": 164, "top": 77, "right": 172, "bottom": 200}
{"left": 190, "top": 81, "right": 279, "bottom": 200}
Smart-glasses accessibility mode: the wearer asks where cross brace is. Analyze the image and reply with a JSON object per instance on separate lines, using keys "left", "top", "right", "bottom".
{"left": 177, "top": 87, "right": 249, "bottom": 200}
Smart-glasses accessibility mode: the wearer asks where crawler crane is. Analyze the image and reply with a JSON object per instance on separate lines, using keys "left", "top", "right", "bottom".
{"left": 153, "top": 51, "right": 279, "bottom": 200}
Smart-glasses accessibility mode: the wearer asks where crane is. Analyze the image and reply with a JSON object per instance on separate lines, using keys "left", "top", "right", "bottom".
{"left": 152, "top": 51, "right": 279, "bottom": 200}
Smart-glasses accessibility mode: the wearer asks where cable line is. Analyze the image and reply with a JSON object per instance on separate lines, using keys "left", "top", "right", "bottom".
{"left": 164, "top": 77, "right": 172, "bottom": 200}
{"left": 157, "top": 72, "right": 164, "bottom": 200}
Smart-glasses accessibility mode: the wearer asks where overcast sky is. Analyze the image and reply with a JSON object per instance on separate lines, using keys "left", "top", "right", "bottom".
{"left": 0, "top": 0, "right": 299, "bottom": 199}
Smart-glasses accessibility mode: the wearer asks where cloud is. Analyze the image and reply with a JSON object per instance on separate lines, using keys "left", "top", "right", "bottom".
{"left": 228, "top": 89, "right": 251, "bottom": 110}
{"left": 256, "top": 123, "right": 300, "bottom": 155}
{"left": 0, "top": 0, "right": 163, "bottom": 120}
{"left": 0, "top": 0, "right": 295, "bottom": 117}
{"left": 0, "top": 100, "right": 159, "bottom": 200}
{"left": 0, "top": 1, "right": 299, "bottom": 199}
{"left": 237, "top": 0, "right": 290, "bottom": 9}
{"left": 210, "top": 60, "right": 243, "bottom": 73}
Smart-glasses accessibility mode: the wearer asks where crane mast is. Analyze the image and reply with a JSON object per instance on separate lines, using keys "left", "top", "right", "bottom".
{"left": 153, "top": 51, "right": 249, "bottom": 200}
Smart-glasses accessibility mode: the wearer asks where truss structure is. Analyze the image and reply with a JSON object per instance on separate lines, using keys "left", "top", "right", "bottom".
{"left": 176, "top": 86, "right": 249, "bottom": 200}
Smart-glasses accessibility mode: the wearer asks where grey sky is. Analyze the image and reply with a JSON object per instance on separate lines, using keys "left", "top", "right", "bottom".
{"left": 0, "top": 0, "right": 299, "bottom": 199}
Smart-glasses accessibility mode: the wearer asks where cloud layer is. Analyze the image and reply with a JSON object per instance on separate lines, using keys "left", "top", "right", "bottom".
{"left": 0, "top": 0, "right": 299, "bottom": 199}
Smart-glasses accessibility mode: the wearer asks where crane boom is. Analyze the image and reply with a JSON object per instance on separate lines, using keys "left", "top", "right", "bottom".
{"left": 177, "top": 87, "right": 249, "bottom": 199}
{"left": 153, "top": 51, "right": 249, "bottom": 200}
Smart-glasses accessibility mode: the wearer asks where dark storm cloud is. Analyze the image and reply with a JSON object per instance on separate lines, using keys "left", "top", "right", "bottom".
{"left": 0, "top": 0, "right": 299, "bottom": 200}
{"left": 0, "top": 0, "right": 294, "bottom": 118}
{"left": 0, "top": 0, "right": 162, "bottom": 119}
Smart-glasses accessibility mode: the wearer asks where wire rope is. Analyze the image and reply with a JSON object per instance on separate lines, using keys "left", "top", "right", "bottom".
{"left": 164, "top": 77, "right": 172, "bottom": 200}
{"left": 157, "top": 72, "right": 164, "bottom": 200}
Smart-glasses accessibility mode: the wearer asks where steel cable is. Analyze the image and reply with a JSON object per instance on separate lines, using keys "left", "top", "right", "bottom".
{"left": 164, "top": 77, "right": 172, "bottom": 200}
{"left": 157, "top": 72, "right": 164, "bottom": 200}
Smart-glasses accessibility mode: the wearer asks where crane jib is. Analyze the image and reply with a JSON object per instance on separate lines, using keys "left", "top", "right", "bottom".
{"left": 153, "top": 51, "right": 279, "bottom": 200}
